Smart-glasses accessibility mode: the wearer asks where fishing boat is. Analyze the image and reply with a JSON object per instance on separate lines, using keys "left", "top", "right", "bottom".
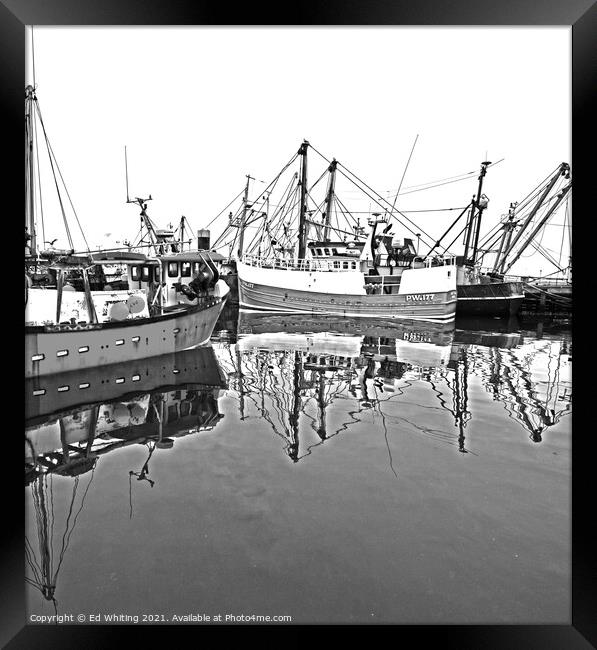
{"left": 24, "top": 84, "right": 230, "bottom": 379}
{"left": 234, "top": 142, "right": 457, "bottom": 322}
{"left": 427, "top": 161, "right": 571, "bottom": 316}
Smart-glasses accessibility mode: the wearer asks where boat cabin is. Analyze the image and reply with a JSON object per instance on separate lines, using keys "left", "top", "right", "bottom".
{"left": 304, "top": 218, "right": 425, "bottom": 295}
{"left": 25, "top": 249, "right": 223, "bottom": 327}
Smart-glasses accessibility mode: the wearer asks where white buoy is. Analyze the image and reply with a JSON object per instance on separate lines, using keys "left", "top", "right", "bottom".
{"left": 127, "top": 294, "right": 146, "bottom": 314}
{"left": 109, "top": 302, "right": 129, "bottom": 321}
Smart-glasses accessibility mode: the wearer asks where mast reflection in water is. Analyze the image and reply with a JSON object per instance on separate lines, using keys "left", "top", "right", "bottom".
{"left": 25, "top": 310, "right": 571, "bottom": 624}
{"left": 215, "top": 312, "right": 570, "bottom": 464}
{"left": 25, "top": 346, "right": 226, "bottom": 614}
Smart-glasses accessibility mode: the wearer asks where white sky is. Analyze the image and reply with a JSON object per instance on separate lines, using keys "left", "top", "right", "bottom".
{"left": 27, "top": 26, "right": 571, "bottom": 276}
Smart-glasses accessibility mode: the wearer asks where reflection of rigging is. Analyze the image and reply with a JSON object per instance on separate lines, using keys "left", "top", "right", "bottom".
{"left": 25, "top": 378, "right": 226, "bottom": 606}
{"left": 216, "top": 319, "right": 459, "bottom": 466}
{"left": 25, "top": 406, "right": 99, "bottom": 615}
{"left": 450, "top": 335, "right": 571, "bottom": 444}
{"left": 437, "top": 347, "right": 472, "bottom": 453}
{"left": 217, "top": 339, "right": 363, "bottom": 462}
{"left": 213, "top": 309, "right": 570, "bottom": 468}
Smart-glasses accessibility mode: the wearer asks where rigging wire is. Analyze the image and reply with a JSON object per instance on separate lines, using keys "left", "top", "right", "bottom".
{"left": 397, "top": 159, "right": 504, "bottom": 196}
{"left": 390, "top": 133, "right": 418, "bottom": 212}
{"left": 308, "top": 143, "right": 437, "bottom": 248}
{"left": 34, "top": 100, "right": 91, "bottom": 251}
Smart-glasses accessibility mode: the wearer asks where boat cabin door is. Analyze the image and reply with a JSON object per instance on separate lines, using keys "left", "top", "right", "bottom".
{"left": 164, "top": 260, "right": 196, "bottom": 306}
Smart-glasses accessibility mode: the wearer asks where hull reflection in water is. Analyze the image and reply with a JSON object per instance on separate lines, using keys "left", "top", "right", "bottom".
{"left": 25, "top": 346, "right": 226, "bottom": 611}
{"left": 212, "top": 310, "right": 571, "bottom": 462}
{"left": 217, "top": 312, "right": 457, "bottom": 462}
{"left": 26, "top": 345, "right": 226, "bottom": 421}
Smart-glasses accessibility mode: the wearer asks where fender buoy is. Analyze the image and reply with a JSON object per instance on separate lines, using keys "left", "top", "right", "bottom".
{"left": 109, "top": 302, "right": 129, "bottom": 321}
{"left": 127, "top": 293, "right": 146, "bottom": 314}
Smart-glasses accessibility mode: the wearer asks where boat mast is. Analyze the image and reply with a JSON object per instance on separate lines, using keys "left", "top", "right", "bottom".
{"left": 502, "top": 182, "right": 571, "bottom": 275}
{"left": 125, "top": 146, "right": 159, "bottom": 254}
{"left": 25, "top": 86, "right": 37, "bottom": 255}
{"left": 497, "top": 162, "right": 570, "bottom": 271}
{"left": 322, "top": 159, "right": 337, "bottom": 242}
{"left": 297, "top": 140, "right": 310, "bottom": 260}
{"left": 492, "top": 203, "right": 517, "bottom": 274}
{"left": 237, "top": 174, "right": 253, "bottom": 260}
{"left": 180, "top": 216, "right": 186, "bottom": 252}
{"left": 463, "top": 160, "right": 491, "bottom": 266}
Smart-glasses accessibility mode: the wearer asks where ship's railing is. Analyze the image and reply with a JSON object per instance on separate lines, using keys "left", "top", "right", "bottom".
{"left": 522, "top": 277, "right": 571, "bottom": 287}
{"left": 422, "top": 255, "right": 457, "bottom": 268}
{"left": 242, "top": 253, "right": 457, "bottom": 272}
{"left": 241, "top": 255, "right": 358, "bottom": 272}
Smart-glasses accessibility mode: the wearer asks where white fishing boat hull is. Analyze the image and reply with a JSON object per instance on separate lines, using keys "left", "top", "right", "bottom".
{"left": 237, "top": 260, "right": 457, "bottom": 322}
{"left": 25, "top": 293, "right": 228, "bottom": 379}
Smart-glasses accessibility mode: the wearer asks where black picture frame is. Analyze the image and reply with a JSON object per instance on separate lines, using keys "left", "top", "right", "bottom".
{"left": 4, "top": 1, "right": 593, "bottom": 647}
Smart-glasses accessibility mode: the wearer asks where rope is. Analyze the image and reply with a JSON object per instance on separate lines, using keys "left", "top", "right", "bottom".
{"left": 32, "top": 108, "right": 46, "bottom": 246}
{"left": 309, "top": 143, "right": 437, "bottom": 247}
{"left": 34, "top": 100, "right": 91, "bottom": 251}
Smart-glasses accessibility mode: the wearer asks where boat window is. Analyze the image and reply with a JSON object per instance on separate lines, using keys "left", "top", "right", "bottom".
{"left": 317, "top": 249, "right": 323, "bottom": 256}
{"left": 332, "top": 248, "right": 338, "bottom": 255}
{"left": 168, "top": 262, "right": 179, "bottom": 277}
{"left": 141, "top": 266, "right": 151, "bottom": 282}
{"left": 351, "top": 262, "right": 356, "bottom": 269}
{"left": 333, "top": 261, "right": 340, "bottom": 269}
{"left": 131, "top": 265, "right": 141, "bottom": 281}
{"left": 343, "top": 261, "right": 349, "bottom": 269}
{"left": 181, "top": 262, "right": 191, "bottom": 277}
{"left": 193, "top": 262, "right": 200, "bottom": 275}
{"left": 154, "top": 267, "right": 160, "bottom": 282}
{"left": 324, "top": 248, "right": 330, "bottom": 255}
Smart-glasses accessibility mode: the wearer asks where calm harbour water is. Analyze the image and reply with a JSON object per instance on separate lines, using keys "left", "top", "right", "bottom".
{"left": 25, "top": 307, "right": 571, "bottom": 624}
